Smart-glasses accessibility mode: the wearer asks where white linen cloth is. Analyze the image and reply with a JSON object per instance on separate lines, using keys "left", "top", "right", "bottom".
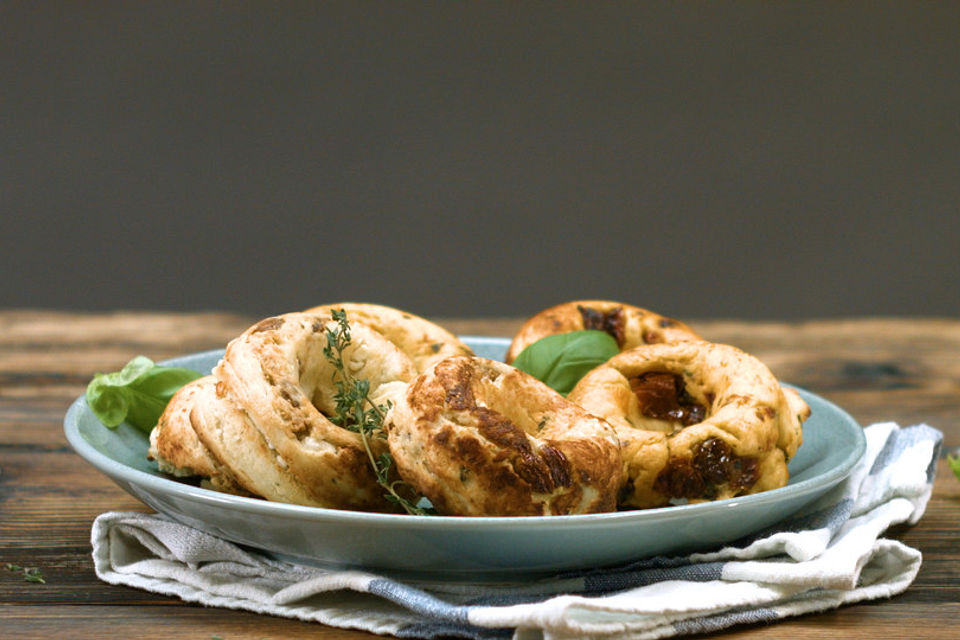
{"left": 91, "top": 422, "right": 941, "bottom": 639}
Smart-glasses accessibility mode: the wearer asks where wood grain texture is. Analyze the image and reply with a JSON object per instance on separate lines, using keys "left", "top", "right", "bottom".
{"left": 1, "top": 310, "right": 958, "bottom": 639}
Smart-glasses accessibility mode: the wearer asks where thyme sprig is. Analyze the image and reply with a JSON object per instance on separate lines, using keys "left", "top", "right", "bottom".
{"left": 6, "top": 563, "right": 45, "bottom": 584}
{"left": 322, "top": 309, "right": 431, "bottom": 515}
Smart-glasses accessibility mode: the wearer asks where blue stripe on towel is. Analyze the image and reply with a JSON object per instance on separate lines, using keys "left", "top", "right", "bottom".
{"left": 673, "top": 605, "right": 781, "bottom": 635}
{"left": 916, "top": 425, "right": 943, "bottom": 483}
{"left": 582, "top": 560, "right": 726, "bottom": 593}
{"left": 869, "top": 424, "right": 941, "bottom": 478}
{"left": 368, "top": 578, "right": 472, "bottom": 624}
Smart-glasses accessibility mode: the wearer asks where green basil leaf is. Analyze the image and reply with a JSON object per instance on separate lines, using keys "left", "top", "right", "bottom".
{"left": 121, "top": 389, "right": 175, "bottom": 434}
{"left": 512, "top": 330, "right": 619, "bottom": 395}
{"left": 948, "top": 453, "right": 960, "bottom": 483}
{"left": 129, "top": 366, "right": 204, "bottom": 401}
{"left": 105, "top": 355, "right": 156, "bottom": 385}
{"left": 85, "top": 356, "right": 202, "bottom": 434}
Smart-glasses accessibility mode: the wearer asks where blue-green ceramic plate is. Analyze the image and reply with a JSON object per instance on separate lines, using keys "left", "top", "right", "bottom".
{"left": 65, "top": 337, "right": 865, "bottom": 579}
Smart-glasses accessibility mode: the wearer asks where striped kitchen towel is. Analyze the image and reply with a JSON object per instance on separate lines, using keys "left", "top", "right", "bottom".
{"left": 91, "top": 422, "right": 942, "bottom": 639}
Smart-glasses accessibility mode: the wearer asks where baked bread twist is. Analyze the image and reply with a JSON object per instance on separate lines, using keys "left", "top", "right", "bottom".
{"left": 149, "top": 305, "right": 472, "bottom": 511}
{"left": 386, "top": 356, "right": 622, "bottom": 516}
{"left": 567, "top": 341, "right": 809, "bottom": 509}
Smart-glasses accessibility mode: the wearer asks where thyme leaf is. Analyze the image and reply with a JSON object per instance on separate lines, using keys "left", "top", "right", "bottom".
{"left": 322, "top": 309, "right": 432, "bottom": 515}
{"left": 6, "top": 563, "right": 45, "bottom": 584}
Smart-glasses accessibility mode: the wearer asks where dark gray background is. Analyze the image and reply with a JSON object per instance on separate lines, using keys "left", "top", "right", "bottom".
{"left": 4, "top": 2, "right": 958, "bottom": 321}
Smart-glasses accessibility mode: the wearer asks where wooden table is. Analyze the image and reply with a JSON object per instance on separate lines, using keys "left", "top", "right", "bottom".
{"left": 2, "top": 310, "right": 958, "bottom": 639}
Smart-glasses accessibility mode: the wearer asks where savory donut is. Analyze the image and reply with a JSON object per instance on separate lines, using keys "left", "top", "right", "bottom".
{"left": 203, "top": 312, "right": 419, "bottom": 510}
{"left": 506, "top": 300, "right": 701, "bottom": 363}
{"left": 567, "top": 341, "right": 808, "bottom": 509}
{"left": 385, "top": 355, "right": 622, "bottom": 516}
{"left": 303, "top": 302, "right": 473, "bottom": 372}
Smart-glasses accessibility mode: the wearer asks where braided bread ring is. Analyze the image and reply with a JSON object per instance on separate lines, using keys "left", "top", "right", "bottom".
{"left": 506, "top": 300, "right": 701, "bottom": 364}
{"left": 568, "top": 341, "right": 808, "bottom": 509}
{"left": 303, "top": 303, "right": 473, "bottom": 372}
{"left": 211, "top": 312, "right": 416, "bottom": 511}
{"left": 386, "top": 356, "right": 621, "bottom": 516}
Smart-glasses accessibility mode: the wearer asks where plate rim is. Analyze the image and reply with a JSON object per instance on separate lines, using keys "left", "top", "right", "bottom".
{"left": 64, "top": 338, "right": 867, "bottom": 531}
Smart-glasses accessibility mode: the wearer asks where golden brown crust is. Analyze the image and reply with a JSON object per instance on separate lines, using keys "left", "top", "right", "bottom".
{"left": 567, "top": 341, "right": 808, "bottom": 509}
{"left": 386, "top": 355, "right": 622, "bottom": 516}
{"left": 505, "top": 300, "right": 700, "bottom": 363}
{"left": 303, "top": 303, "right": 473, "bottom": 372}
{"left": 148, "top": 376, "right": 247, "bottom": 495}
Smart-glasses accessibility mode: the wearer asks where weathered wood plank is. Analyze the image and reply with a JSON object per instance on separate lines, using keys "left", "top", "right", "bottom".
{"left": 3, "top": 602, "right": 959, "bottom": 639}
{"left": 0, "top": 604, "right": 371, "bottom": 638}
